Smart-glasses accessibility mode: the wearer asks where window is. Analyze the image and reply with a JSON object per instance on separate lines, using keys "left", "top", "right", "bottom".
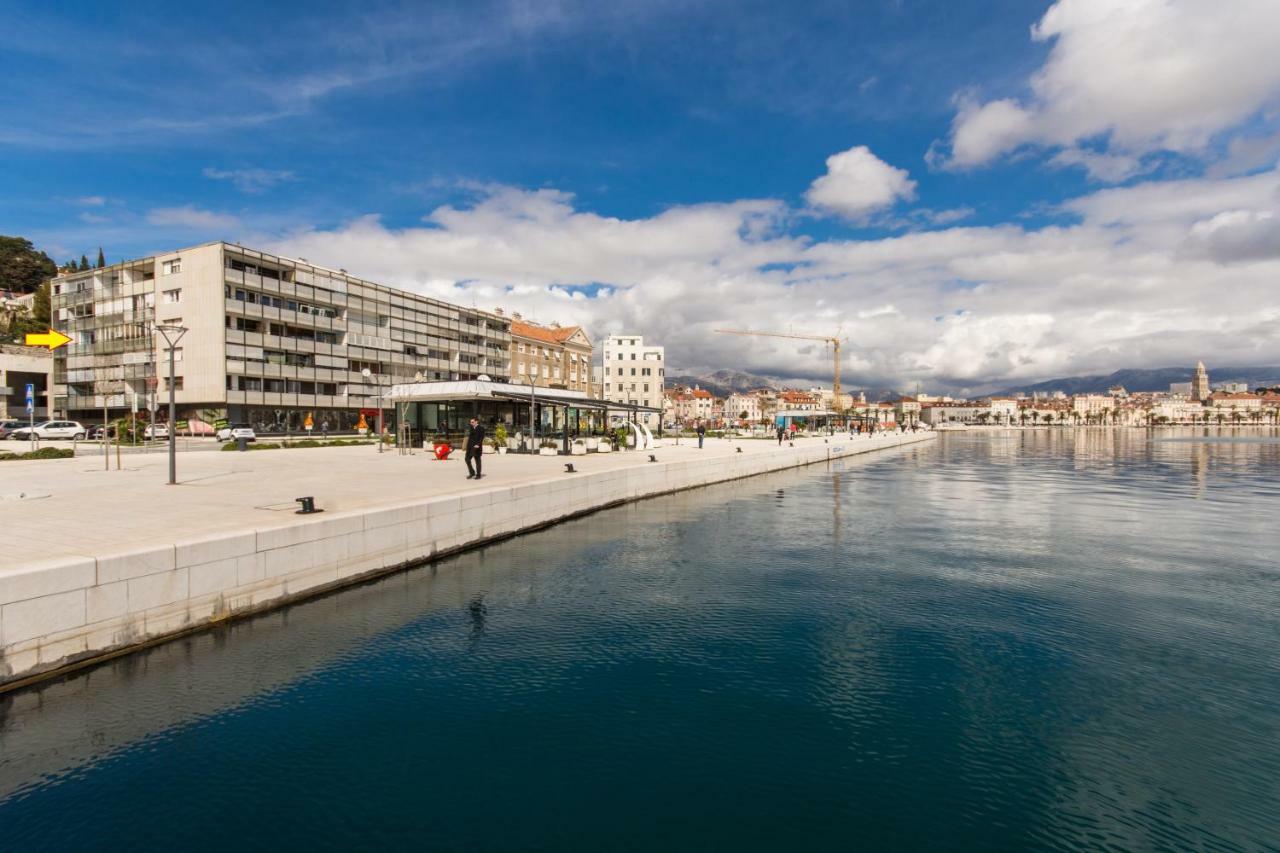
{"left": 518, "top": 363, "right": 526, "bottom": 374}
{"left": 166, "top": 376, "right": 184, "bottom": 391}
{"left": 162, "top": 259, "right": 182, "bottom": 275}
{"left": 163, "top": 289, "right": 181, "bottom": 304}
{"left": 630, "top": 353, "right": 636, "bottom": 360}
{"left": 518, "top": 343, "right": 526, "bottom": 353}
{"left": 630, "top": 368, "right": 636, "bottom": 376}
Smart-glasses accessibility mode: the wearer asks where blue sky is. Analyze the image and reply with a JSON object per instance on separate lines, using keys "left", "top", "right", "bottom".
{"left": 3, "top": 0, "right": 1280, "bottom": 391}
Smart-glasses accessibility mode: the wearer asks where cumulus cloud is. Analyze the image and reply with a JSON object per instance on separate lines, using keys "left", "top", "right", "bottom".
{"left": 203, "top": 167, "right": 296, "bottom": 193}
{"left": 805, "top": 146, "right": 916, "bottom": 218}
{"left": 146, "top": 205, "right": 240, "bottom": 230}
{"left": 268, "top": 168, "right": 1280, "bottom": 393}
{"left": 939, "top": 0, "right": 1280, "bottom": 177}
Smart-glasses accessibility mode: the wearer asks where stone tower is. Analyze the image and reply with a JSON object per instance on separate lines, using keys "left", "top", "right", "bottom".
{"left": 1191, "top": 361, "right": 1210, "bottom": 401}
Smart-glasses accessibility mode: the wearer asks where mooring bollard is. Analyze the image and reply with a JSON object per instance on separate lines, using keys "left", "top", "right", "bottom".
{"left": 237, "top": 436, "right": 249, "bottom": 452}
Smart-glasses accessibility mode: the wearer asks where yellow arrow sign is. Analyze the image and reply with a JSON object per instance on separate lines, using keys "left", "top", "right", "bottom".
{"left": 25, "top": 329, "right": 73, "bottom": 351}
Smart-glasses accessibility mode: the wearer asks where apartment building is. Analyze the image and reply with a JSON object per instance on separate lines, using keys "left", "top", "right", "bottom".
{"left": 0, "top": 344, "right": 53, "bottom": 420}
{"left": 50, "top": 242, "right": 511, "bottom": 433}
{"left": 602, "top": 334, "right": 664, "bottom": 427}
{"left": 506, "top": 315, "right": 592, "bottom": 393}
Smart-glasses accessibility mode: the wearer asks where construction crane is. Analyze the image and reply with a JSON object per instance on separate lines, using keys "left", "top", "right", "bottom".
{"left": 714, "top": 328, "right": 846, "bottom": 414}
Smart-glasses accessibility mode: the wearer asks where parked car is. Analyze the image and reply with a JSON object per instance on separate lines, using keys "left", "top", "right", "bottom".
{"left": 88, "top": 424, "right": 117, "bottom": 441}
{"left": 0, "top": 419, "right": 23, "bottom": 440}
{"left": 215, "top": 423, "right": 257, "bottom": 443}
{"left": 8, "top": 420, "right": 87, "bottom": 441}
{"left": 144, "top": 423, "right": 170, "bottom": 439}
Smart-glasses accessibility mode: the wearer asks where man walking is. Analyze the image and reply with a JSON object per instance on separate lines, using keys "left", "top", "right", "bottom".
{"left": 776, "top": 424, "right": 785, "bottom": 446}
{"left": 465, "top": 417, "right": 485, "bottom": 480}
{"left": 696, "top": 420, "right": 706, "bottom": 449}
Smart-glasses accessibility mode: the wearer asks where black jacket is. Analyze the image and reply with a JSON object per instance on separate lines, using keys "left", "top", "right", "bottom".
{"left": 466, "top": 424, "right": 485, "bottom": 451}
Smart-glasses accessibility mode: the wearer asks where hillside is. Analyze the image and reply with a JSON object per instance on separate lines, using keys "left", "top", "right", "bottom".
{"left": 995, "top": 365, "right": 1280, "bottom": 396}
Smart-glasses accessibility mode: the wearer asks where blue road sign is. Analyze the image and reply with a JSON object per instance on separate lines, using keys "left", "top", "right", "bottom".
{"left": 25, "top": 383, "right": 34, "bottom": 414}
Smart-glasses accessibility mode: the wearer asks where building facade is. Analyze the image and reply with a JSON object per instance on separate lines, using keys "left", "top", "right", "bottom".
{"left": 507, "top": 315, "right": 592, "bottom": 393}
{"left": 0, "top": 344, "right": 53, "bottom": 421}
{"left": 50, "top": 242, "right": 511, "bottom": 433}
{"left": 602, "top": 334, "right": 664, "bottom": 427}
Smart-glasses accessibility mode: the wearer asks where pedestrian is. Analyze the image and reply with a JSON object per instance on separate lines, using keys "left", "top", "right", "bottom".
{"left": 465, "top": 417, "right": 485, "bottom": 480}
{"left": 776, "top": 424, "right": 785, "bottom": 446}
{"left": 696, "top": 420, "right": 706, "bottom": 449}
{"left": 320, "top": 420, "right": 329, "bottom": 440}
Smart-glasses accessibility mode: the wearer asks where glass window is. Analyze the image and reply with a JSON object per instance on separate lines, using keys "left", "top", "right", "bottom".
{"left": 163, "top": 289, "right": 181, "bottom": 304}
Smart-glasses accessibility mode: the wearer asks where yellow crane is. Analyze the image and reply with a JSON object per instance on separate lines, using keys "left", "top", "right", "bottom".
{"left": 714, "top": 328, "right": 846, "bottom": 415}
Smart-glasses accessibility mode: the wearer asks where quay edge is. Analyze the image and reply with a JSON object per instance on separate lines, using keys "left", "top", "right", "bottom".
{"left": 0, "top": 432, "right": 933, "bottom": 692}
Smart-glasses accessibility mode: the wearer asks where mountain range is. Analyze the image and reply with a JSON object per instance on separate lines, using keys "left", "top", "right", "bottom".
{"left": 993, "top": 366, "right": 1280, "bottom": 397}
{"left": 666, "top": 369, "right": 898, "bottom": 402}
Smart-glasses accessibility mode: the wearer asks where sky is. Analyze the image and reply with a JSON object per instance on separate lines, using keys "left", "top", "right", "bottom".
{"left": 3, "top": 0, "right": 1280, "bottom": 393}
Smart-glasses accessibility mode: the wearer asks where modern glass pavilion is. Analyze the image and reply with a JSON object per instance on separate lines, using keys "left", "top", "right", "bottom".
{"left": 389, "top": 379, "right": 661, "bottom": 452}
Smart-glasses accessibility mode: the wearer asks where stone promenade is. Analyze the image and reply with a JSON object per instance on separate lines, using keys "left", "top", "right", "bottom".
{"left": 0, "top": 431, "right": 934, "bottom": 688}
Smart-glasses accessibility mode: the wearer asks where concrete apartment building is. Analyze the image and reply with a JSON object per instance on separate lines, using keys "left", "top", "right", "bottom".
{"left": 1, "top": 344, "right": 53, "bottom": 420}
{"left": 50, "top": 242, "right": 511, "bottom": 432}
{"left": 602, "top": 334, "right": 664, "bottom": 428}
{"left": 507, "top": 315, "right": 592, "bottom": 393}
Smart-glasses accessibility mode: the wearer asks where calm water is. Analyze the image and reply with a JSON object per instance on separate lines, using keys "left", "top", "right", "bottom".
{"left": 2, "top": 430, "right": 1278, "bottom": 851}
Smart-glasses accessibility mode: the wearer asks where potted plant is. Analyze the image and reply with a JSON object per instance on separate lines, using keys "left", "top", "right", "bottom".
{"left": 597, "top": 436, "right": 612, "bottom": 453}
{"left": 585, "top": 435, "right": 599, "bottom": 451}
{"left": 492, "top": 424, "right": 508, "bottom": 454}
{"left": 539, "top": 438, "right": 559, "bottom": 456}
{"left": 571, "top": 438, "right": 587, "bottom": 456}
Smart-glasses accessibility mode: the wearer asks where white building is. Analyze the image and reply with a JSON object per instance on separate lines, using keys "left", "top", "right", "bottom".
{"left": 724, "top": 392, "right": 764, "bottom": 425}
{"left": 602, "top": 334, "right": 664, "bottom": 427}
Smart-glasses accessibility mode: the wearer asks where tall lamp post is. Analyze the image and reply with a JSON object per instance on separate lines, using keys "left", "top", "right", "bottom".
{"left": 361, "top": 367, "right": 383, "bottom": 453}
{"left": 155, "top": 323, "right": 187, "bottom": 485}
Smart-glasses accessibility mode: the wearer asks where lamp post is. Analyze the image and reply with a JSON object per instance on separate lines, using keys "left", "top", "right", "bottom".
{"left": 155, "top": 324, "right": 187, "bottom": 485}
{"left": 361, "top": 367, "right": 383, "bottom": 453}
{"left": 520, "top": 374, "right": 538, "bottom": 450}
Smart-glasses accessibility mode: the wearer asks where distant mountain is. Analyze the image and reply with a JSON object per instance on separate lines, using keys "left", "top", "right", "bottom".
{"left": 667, "top": 369, "right": 901, "bottom": 401}
{"left": 666, "top": 369, "right": 782, "bottom": 398}
{"left": 994, "top": 365, "right": 1280, "bottom": 396}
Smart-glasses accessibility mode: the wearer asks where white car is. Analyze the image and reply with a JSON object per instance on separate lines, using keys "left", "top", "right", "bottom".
{"left": 144, "top": 423, "right": 170, "bottom": 439}
{"left": 8, "top": 420, "right": 86, "bottom": 441}
{"left": 215, "top": 424, "right": 257, "bottom": 443}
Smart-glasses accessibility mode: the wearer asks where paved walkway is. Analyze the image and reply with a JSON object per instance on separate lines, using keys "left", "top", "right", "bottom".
{"left": 0, "top": 433, "right": 928, "bottom": 573}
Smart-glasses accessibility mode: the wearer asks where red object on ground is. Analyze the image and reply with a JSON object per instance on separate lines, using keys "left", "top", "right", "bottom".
{"left": 433, "top": 442, "right": 452, "bottom": 460}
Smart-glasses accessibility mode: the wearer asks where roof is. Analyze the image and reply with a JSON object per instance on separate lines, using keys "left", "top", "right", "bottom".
{"left": 388, "top": 379, "right": 660, "bottom": 412}
{"left": 511, "top": 320, "right": 588, "bottom": 346}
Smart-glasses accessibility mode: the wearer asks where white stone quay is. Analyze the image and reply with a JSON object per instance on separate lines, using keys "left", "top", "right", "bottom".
{"left": 0, "top": 431, "right": 934, "bottom": 688}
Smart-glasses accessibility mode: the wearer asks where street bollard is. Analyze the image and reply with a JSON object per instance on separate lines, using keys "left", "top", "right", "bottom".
{"left": 237, "top": 436, "right": 249, "bottom": 452}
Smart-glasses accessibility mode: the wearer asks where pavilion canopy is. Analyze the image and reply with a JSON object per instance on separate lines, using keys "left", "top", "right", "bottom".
{"left": 388, "top": 380, "right": 660, "bottom": 412}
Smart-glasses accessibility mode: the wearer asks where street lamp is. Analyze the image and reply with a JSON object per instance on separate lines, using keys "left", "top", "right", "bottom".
{"left": 155, "top": 323, "right": 187, "bottom": 485}
{"left": 519, "top": 374, "right": 538, "bottom": 450}
{"left": 361, "top": 367, "right": 383, "bottom": 453}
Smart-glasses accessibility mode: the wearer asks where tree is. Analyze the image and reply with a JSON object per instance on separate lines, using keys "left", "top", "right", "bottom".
{"left": 0, "top": 235, "right": 58, "bottom": 294}
{"left": 96, "top": 247, "right": 105, "bottom": 268}
{"left": 79, "top": 254, "right": 90, "bottom": 271}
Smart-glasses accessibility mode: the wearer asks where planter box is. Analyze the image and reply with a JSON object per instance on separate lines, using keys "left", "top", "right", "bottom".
{"left": 570, "top": 443, "right": 587, "bottom": 456}
{"left": 597, "top": 444, "right": 612, "bottom": 453}
{"left": 585, "top": 437, "right": 599, "bottom": 451}
{"left": 539, "top": 447, "right": 559, "bottom": 456}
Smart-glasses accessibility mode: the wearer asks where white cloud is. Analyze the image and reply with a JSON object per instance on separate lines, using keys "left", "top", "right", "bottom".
{"left": 805, "top": 145, "right": 916, "bottom": 218}
{"left": 267, "top": 168, "right": 1280, "bottom": 392}
{"left": 203, "top": 167, "right": 296, "bottom": 193}
{"left": 75, "top": 195, "right": 106, "bottom": 206}
{"left": 146, "top": 205, "right": 240, "bottom": 231}
{"left": 940, "top": 0, "right": 1280, "bottom": 177}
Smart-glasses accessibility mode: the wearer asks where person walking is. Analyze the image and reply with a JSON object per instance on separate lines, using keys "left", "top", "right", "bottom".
{"left": 465, "top": 417, "right": 485, "bottom": 480}
{"left": 696, "top": 420, "right": 706, "bottom": 449}
{"left": 776, "top": 424, "right": 785, "bottom": 446}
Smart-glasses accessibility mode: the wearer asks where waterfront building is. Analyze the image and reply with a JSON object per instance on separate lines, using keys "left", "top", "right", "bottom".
{"left": 894, "top": 396, "right": 923, "bottom": 426}
{"left": 777, "top": 390, "right": 821, "bottom": 411}
{"left": 0, "top": 344, "right": 53, "bottom": 420}
{"left": 49, "top": 242, "right": 511, "bottom": 433}
{"left": 667, "top": 386, "right": 717, "bottom": 427}
{"left": 724, "top": 391, "right": 764, "bottom": 426}
{"left": 1169, "top": 381, "right": 1193, "bottom": 397}
{"left": 602, "top": 334, "right": 664, "bottom": 428}
{"left": 987, "top": 396, "right": 1018, "bottom": 423}
{"left": 505, "top": 314, "right": 592, "bottom": 393}
{"left": 1191, "top": 361, "right": 1210, "bottom": 401}
{"left": 920, "top": 403, "right": 987, "bottom": 426}
{"left": 1217, "top": 382, "right": 1250, "bottom": 393}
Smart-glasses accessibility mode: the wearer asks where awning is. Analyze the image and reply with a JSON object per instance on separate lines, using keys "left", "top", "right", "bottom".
{"left": 388, "top": 379, "right": 661, "bottom": 413}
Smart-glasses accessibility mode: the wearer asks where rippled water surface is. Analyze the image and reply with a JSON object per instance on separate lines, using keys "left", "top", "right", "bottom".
{"left": 2, "top": 430, "right": 1279, "bottom": 851}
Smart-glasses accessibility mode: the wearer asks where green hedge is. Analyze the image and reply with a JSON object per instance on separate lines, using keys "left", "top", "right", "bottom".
{"left": 0, "top": 447, "right": 76, "bottom": 461}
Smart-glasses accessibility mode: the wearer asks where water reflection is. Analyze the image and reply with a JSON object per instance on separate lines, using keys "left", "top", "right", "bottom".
{"left": 1, "top": 431, "right": 1277, "bottom": 851}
